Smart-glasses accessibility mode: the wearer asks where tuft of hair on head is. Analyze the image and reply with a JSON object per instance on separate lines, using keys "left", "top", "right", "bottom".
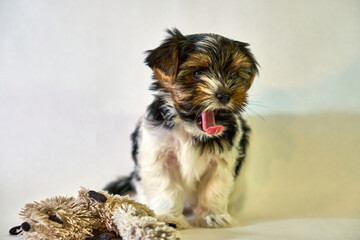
{"left": 144, "top": 28, "right": 189, "bottom": 84}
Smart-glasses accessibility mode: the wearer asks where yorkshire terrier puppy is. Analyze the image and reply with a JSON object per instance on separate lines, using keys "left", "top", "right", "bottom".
{"left": 105, "top": 29, "right": 258, "bottom": 229}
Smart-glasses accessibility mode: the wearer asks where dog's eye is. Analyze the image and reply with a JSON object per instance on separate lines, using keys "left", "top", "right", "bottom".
{"left": 192, "top": 70, "right": 203, "bottom": 81}
{"left": 231, "top": 73, "right": 238, "bottom": 81}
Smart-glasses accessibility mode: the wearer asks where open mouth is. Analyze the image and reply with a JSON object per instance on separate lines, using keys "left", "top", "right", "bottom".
{"left": 195, "top": 110, "right": 224, "bottom": 135}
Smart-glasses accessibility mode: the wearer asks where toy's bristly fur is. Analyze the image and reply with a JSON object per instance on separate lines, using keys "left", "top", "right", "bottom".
{"left": 10, "top": 188, "right": 179, "bottom": 240}
{"left": 106, "top": 29, "right": 259, "bottom": 229}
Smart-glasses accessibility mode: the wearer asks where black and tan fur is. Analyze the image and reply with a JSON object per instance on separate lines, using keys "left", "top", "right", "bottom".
{"left": 105, "top": 29, "right": 258, "bottom": 229}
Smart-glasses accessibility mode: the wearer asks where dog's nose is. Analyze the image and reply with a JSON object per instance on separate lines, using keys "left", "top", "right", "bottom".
{"left": 216, "top": 93, "right": 231, "bottom": 105}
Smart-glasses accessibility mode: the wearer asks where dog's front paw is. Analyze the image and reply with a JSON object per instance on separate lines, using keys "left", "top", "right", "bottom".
{"left": 193, "top": 213, "right": 233, "bottom": 228}
{"left": 157, "top": 214, "right": 191, "bottom": 230}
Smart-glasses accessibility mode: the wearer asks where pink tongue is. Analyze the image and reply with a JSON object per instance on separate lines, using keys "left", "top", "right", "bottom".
{"left": 201, "top": 111, "right": 224, "bottom": 135}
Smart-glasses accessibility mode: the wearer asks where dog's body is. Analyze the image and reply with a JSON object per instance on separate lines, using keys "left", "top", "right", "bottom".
{"left": 106, "top": 29, "right": 258, "bottom": 229}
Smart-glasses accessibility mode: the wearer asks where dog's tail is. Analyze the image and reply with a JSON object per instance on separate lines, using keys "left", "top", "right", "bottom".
{"left": 104, "top": 172, "right": 136, "bottom": 196}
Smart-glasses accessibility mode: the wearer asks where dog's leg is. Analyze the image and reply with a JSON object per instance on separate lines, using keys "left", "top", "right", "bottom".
{"left": 193, "top": 159, "right": 234, "bottom": 228}
{"left": 138, "top": 139, "right": 190, "bottom": 229}
{"left": 141, "top": 171, "right": 190, "bottom": 229}
{"left": 146, "top": 187, "right": 190, "bottom": 230}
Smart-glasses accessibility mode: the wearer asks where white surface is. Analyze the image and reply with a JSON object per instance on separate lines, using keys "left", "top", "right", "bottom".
{"left": 181, "top": 219, "right": 360, "bottom": 240}
{"left": 1, "top": 0, "right": 360, "bottom": 239}
{"left": 2, "top": 219, "right": 360, "bottom": 240}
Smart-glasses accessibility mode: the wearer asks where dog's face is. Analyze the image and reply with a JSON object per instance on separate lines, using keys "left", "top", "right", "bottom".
{"left": 145, "top": 29, "right": 258, "bottom": 138}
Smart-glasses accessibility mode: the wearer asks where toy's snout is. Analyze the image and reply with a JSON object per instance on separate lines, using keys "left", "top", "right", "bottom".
{"left": 9, "top": 222, "right": 30, "bottom": 235}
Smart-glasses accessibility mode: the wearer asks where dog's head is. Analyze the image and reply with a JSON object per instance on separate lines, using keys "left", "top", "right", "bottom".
{"left": 145, "top": 29, "right": 258, "bottom": 138}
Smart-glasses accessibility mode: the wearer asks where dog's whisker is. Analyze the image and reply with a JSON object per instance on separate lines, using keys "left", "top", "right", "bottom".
{"left": 248, "top": 101, "right": 270, "bottom": 109}
{"left": 245, "top": 107, "right": 266, "bottom": 121}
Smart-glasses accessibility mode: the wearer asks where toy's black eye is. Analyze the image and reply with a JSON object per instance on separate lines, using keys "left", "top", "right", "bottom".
{"left": 49, "top": 215, "right": 63, "bottom": 224}
{"left": 192, "top": 70, "right": 203, "bottom": 81}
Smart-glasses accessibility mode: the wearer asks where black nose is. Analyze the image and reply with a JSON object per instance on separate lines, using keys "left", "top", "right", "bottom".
{"left": 9, "top": 222, "right": 31, "bottom": 235}
{"left": 21, "top": 222, "right": 30, "bottom": 232}
{"left": 216, "top": 93, "right": 231, "bottom": 105}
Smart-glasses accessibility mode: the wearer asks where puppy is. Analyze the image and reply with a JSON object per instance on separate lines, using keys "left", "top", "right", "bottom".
{"left": 105, "top": 29, "right": 258, "bottom": 229}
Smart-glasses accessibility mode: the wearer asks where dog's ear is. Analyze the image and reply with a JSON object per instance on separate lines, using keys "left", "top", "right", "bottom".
{"left": 145, "top": 29, "right": 187, "bottom": 83}
{"left": 234, "top": 41, "right": 259, "bottom": 89}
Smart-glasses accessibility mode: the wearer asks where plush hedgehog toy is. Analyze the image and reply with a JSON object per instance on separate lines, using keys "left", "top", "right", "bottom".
{"left": 9, "top": 188, "right": 179, "bottom": 240}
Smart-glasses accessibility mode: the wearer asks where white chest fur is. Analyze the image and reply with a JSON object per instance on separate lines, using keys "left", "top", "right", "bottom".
{"left": 135, "top": 116, "right": 243, "bottom": 228}
{"left": 137, "top": 116, "right": 242, "bottom": 194}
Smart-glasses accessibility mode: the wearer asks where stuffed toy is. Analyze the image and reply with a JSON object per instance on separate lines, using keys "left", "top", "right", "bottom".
{"left": 9, "top": 188, "right": 180, "bottom": 240}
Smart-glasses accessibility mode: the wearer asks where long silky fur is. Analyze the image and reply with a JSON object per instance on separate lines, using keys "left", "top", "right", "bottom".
{"left": 105, "top": 28, "right": 258, "bottom": 229}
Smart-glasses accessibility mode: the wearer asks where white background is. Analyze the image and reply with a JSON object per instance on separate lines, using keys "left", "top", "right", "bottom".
{"left": 1, "top": 0, "right": 359, "bottom": 239}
